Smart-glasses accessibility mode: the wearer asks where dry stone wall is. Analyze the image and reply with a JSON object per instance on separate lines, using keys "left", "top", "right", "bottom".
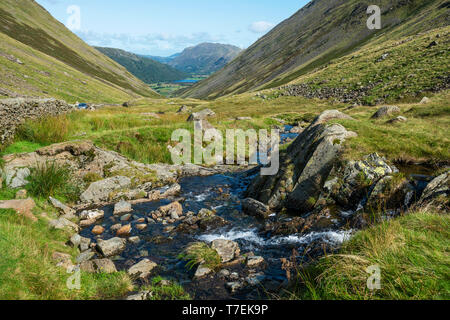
{"left": 0, "top": 98, "right": 75, "bottom": 145}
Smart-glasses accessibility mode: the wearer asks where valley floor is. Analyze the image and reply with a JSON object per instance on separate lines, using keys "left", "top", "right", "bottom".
{"left": 0, "top": 89, "right": 448, "bottom": 300}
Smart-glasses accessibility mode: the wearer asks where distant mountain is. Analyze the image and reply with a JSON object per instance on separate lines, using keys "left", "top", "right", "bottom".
{"left": 0, "top": 0, "right": 158, "bottom": 102}
{"left": 167, "top": 43, "right": 242, "bottom": 75}
{"left": 182, "top": 0, "right": 450, "bottom": 99}
{"left": 141, "top": 53, "right": 180, "bottom": 64}
{"left": 95, "top": 47, "right": 188, "bottom": 84}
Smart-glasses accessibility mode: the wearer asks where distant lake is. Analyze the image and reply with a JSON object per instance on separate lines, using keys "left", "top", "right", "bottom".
{"left": 173, "top": 79, "right": 199, "bottom": 84}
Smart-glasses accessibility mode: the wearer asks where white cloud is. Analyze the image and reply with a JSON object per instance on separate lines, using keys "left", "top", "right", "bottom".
{"left": 74, "top": 30, "right": 227, "bottom": 55}
{"left": 248, "top": 21, "right": 275, "bottom": 34}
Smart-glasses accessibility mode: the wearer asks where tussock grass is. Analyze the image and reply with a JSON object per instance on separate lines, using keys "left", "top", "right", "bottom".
{"left": 141, "top": 277, "right": 191, "bottom": 300}
{"left": 179, "top": 242, "right": 221, "bottom": 271}
{"left": 0, "top": 209, "right": 133, "bottom": 300}
{"left": 289, "top": 211, "right": 450, "bottom": 300}
{"left": 26, "top": 161, "right": 80, "bottom": 203}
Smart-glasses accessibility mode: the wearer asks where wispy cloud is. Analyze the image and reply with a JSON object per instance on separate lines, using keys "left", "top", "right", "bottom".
{"left": 248, "top": 21, "right": 275, "bottom": 34}
{"left": 75, "top": 30, "right": 228, "bottom": 55}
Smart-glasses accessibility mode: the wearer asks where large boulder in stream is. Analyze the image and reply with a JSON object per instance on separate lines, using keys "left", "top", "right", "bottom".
{"left": 245, "top": 110, "right": 357, "bottom": 213}
{"left": 418, "top": 171, "right": 449, "bottom": 209}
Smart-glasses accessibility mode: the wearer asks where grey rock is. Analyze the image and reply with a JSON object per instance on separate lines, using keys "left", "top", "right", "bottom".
{"left": 126, "top": 291, "right": 152, "bottom": 300}
{"left": 80, "top": 176, "right": 132, "bottom": 203}
{"left": 187, "top": 108, "right": 216, "bottom": 121}
{"left": 226, "top": 281, "right": 243, "bottom": 293}
{"left": 371, "top": 106, "right": 401, "bottom": 119}
{"left": 211, "top": 239, "right": 240, "bottom": 263}
{"left": 79, "top": 209, "right": 104, "bottom": 221}
{"left": 419, "top": 171, "right": 449, "bottom": 205}
{"left": 246, "top": 110, "right": 357, "bottom": 213}
{"left": 6, "top": 167, "right": 30, "bottom": 188}
{"left": 242, "top": 198, "right": 270, "bottom": 219}
{"left": 97, "top": 237, "right": 127, "bottom": 257}
{"left": 194, "top": 264, "right": 213, "bottom": 279}
{"left": 80, "top": 258, "right": 117, "bottom": 273}
{"left": 49, "top": 197, "right": 76, "bottom": 217}
{"left": 80, "top": 236, "right": 92, "bottom": 252}
{"left": 247, "top": 256, "right": 265, "bottom": 268}
{"left": 76, "top": 249, "right": 95, "bottom": 263}
{"left": 127, "top": 259, "right": 157, "bottom": 279}
{"left": 49, "top": 217, "right": 80, "bottom": 233}
{"left": 114, "top": 200, "right": 132, "bottom": 215}
{"left": 70, "top": 234, "right": 81, "bottom": 248}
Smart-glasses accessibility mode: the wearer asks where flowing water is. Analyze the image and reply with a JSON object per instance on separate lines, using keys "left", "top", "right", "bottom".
{"left": 78, "top": 128, "right": 434, "bottom": 299}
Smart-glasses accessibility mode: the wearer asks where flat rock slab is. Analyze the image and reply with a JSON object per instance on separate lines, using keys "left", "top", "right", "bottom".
{"left": 80, "top": 259, "right": 117, "bottom": 274}
{"left": 0, "top": 198, "right": 37, "bottom": 222}
{"left": 127, "top": 259, "right": 157, "bottom": 279}
{"left": 97, "top": 237, "right": 127, "bottom": 257}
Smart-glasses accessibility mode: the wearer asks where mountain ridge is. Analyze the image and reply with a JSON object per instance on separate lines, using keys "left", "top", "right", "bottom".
{"left": 182, "top": 0, "right": 449, "bottom": 99}
{"left": 95, "top": 47, "right": 188, "bottom": 83}
{"left": 0, "top": 0, "right": 158, "bottom": 102}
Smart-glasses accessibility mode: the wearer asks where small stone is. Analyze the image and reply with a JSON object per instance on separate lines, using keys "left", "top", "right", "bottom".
{"left": 114, "top": 200, "right": 132, "bottom": 215}
{"left": 198, "top": 208, "right": 214, "bottom": 218}
{"left": 127, "top": 259, "right": 157, "bottom": 279}
{"left": 79, "top": 209, "right": 104, "bottom": 221}
{"left": 80, "top": 237, "right": 91, "bottom": 252}
{"left": 80, "top": 218, "right": 96, "bottom": 227}
{"left": 52, "top": 252, "right": 74, "bottom": 271}
{"left": 15, "top": 189, "right": 27, "bottom": 199}
{"left": 218, "top": 269, "right": 230, "bottom": 277}
{"left": 226, "top": 281, "right": 243, "bottom": 293}
{"left": 76, "top": 249, "right": 95, "bottom": 263}
{"left": 97, "top": 237, "right": 127, "bottom": 257}
{"left": 116, "top": 224, "right": 132, "bottom": 237}
{"left": 211, "top": 239, "right": 240, "bottom": 263}
{"left": 92, "top": 225, "right": 105, "bottom": 235}
{"left": 110, "top": 223, "right": 122, "bottom": 232}
{"left": 420, "top": 97, "right": 430, "bottom": 104}
{"left": 70, "top": 234, "right": 81, "bottom": 248}
{"left": 80, "top": 258, "right": 117, "bottom": 273}
{"left": 120, "top": 214, "right": 132, "bottom": 222}
{"left": 194, "top": 264, "right": 212, "bottom": 279}
{"left": 49, "top": 217, "right": 79, "bottom": 232}
{"left": 128, "top": 236, "right": 141, "bottom": 244}
{"left": 136, "top": 224, "right": 147, "bottom": 231}
{"left": 247, "top": 256, "right": 265, "bottom": 268}
{"left": 49, "top": 197, "right": 76, "bottom": 217}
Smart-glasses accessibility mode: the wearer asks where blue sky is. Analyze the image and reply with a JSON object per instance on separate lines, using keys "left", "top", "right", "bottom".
{"left": 36, "top": 0, "right": 309, "bottom": 56}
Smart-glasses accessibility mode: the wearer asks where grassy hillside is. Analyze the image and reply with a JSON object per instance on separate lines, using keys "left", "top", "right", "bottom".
{"left": 182, "top": 0, "right": 449, "bottom": 99}
{"left": 0, "top": 0, "right": 159, "bottom": 102}
{"left": 169, "top": 42, "right": 242, "bottom": 75}
{"left": 289, "top": 211, "right": 449, "bottom": 300}
{"left": 95, "top": 47, "right": 188, "bottom": 83}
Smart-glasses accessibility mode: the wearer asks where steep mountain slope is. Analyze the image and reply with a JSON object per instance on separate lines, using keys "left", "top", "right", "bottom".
{"left": 95, "top": 47, "right": 188, "bottom": 83}
{"left": 182, "top": 0, "right": 449, "bottom": 99}
{"left": 168, "top": 43, "right": 242, "bottom": 75}
{"left": 0, "top": 0, "right": 158, "bottom": 102}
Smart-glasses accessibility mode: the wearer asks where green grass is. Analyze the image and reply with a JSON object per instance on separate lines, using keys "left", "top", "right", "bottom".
{"left": 26, "top": 161, "right": 81, "bottom": 204}
{"left": 179, "top": 242, "right": 222, "bottom": 271}
{"left": 1, "top": 141, "right": 43, "bottom": 155}
{"left": 0, "top": 208, "right": 133, "bottom": 300}
{"left": 141, "top": 276, "right": 191, "bottom": 300}
{"left": 288, "top": 211, "right": 450, "bottom": 300}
